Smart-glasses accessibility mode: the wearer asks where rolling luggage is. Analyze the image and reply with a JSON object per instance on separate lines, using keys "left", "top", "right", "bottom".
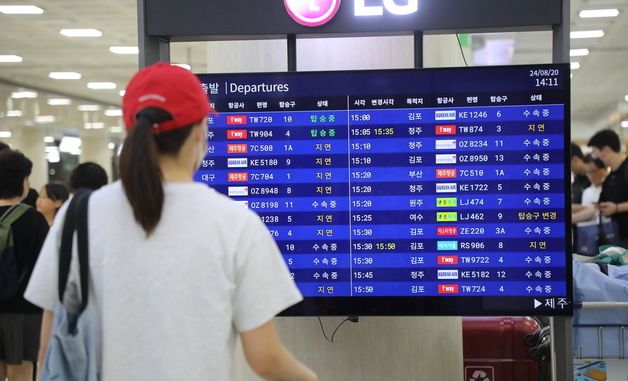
{"left": 463, "top": 317, "right": 541, "bottom": 381}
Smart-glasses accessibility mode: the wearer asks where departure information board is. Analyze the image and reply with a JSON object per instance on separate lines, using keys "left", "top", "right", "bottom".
{"left": 196, "top": 65, "right": 572, "bottom": 316}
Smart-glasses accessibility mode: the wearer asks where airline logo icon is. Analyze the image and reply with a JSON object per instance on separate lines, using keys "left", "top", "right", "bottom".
{"left": 227, "top": 129, "right": 248, "bottom": 140}
{"left": 227, "top": 115, "right": 247, "bottom": 125}
{"left": 436, "top": 198, "right": 458, "bottom": 208}
{"left": 228, "top": 186, "right": 249, "bottom": 197}
{"left": 435, "top": 139, "right": 457, "bottom": 150}
{"left": 435, "top": 183, "right": 457, "bottom": 193}
{"left": 235, "top": 200, "right": 249, "bottom": 208}
{"left": 438, "top": 284, "right": 460, "bottom": 294}
{"left": 437, "top": 212, "right": 458, "bottom": 222}
{"left": 435, "top": 110, "right": 457, "bottom": 121}
{"left": 435, "top": 125, "right": 457, "bottom": 135}
{"left": 227, "top": 158, "right": 248, "bottom": 168}
{"left": 436, "top": 168, "right": 457, "bottom": 179}
{"left": 227, "top": 144, "right": 248, "bottom": 154}
{"left": 437, "top": 241, "right": 458, "bottom": 251}
{"left": 438, "top": 270, "right": 459, "bottom": 280}
{"left": 284, "top": 0, "right": 341, "bottom": 27}
{"left": 435, "top": 154, "right": 457, "bottom": 164}
{"left": 438, "top": 255, "right": 459, "bottom": 265}
{"left": 227, "top": 172, "right": 249, "bottom": 182}
{"left": 437, "top": 226, "right": 458, "bottom": 236}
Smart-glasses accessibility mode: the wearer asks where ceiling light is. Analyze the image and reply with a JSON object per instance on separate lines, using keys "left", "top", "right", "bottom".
{"left": 110, "top": 126, "right": 123, "bottom": 133}
{"left": 44, "top": 136, "right": 55, "bottom": 143}
{"left": 0, "top": 55, "right": 23, "bottom": 63}
{"left": 60, "top": 29, "right": 102, "bottom": 37}
{"left": 87, "top": 82, "right": 116, "bottom": 90}
{"left": 580, "top": 9, "right": 619, "bottom": 18}
{"left": 47, "top": 98, "right": 72, "bottom": 106}
{"left": 46, "top": 148, "right": 60, "bottom": 163}
{"left": 108, "top": 143, "right": 116, "bottom": 150}
{"left": 0, "top": 5, "right": 44, "bottom": 14}
{"left": 570, "top": 30, "right": 605, "bottom": 39}
{"left": 35, "top": 115, "right": 55, "bottom": 124}
{"left": 78, "top": 104, "right": 101, "bottom": 111}
{"left": 11, "top": 91, "right": 37, "bottom": 99}
{"left": 622, "top": 121, "right": 628, "bottom": 128}
{"left": 84, "top": 122, "right": 105, "bottom": 129}
{"left": 59, "top": 137, "right": 81, "bottom": 154}
{"left": 109, "top": 46, "right": 138, "bottom": 55}
{"left": 570, "top": 62, "right": 581, "bottom": 70}
{"left": 625, "top": 95, "right": 628, "bottom": 102}
{"left": 119, "top": 90, "right": 126, "bottom": 97}
{"left": 6, "top": 110, "right": 22, "bottom": 117}
{"left": 104, "top": 109, "right": 122, "bottom": 117}
{"left": 0, "top": 131, "right": 12, "bottom": 138}
{"left": 49, "top": 71, "right": 81, "bottom": 80}
{"left": 172, "top": 63, "right": 191, "bottom": 70}
{"left": 570, "top": 49, "right": 590, "bottom": 57}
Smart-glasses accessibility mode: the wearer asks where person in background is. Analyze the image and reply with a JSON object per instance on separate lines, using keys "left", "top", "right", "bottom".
{"left": 571, "top": 142, "right": 590, "bottom": 205}
{"left": 0, "top": 150, "right": 49, "bottom": 381}
{"left": 67, "top": 162, "right": 108, "bottom": 192}
{"left": 36, "top": 183, "right": 69, "bottom": 226}
{"left": 0, "top": 141, "right": 40, "bottom": 209}
{"left": 588, "top": 129, "right": 628, "bottom": 247}
{"left": 572, "top": 155, "right": 608, "bottom": 224}
{"left": 25, "top": 63, "right": 316, "bottom": 381}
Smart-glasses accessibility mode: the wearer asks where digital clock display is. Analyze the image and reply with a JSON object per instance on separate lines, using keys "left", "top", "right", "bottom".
{"left": 196, "top": 64, "right": 572, "bottom": 316}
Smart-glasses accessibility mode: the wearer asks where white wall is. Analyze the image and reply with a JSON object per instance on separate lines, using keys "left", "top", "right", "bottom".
{"left": 208, "top": 36, "right": 464, "bottom": 381}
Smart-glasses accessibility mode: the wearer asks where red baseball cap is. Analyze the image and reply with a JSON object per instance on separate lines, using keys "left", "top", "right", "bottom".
{"left": 122, "top": 62, "right": 213, "bottom": 134}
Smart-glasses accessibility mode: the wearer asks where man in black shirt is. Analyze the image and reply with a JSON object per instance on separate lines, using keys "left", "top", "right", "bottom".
{"left": 588, "top": 129, "right": 628, "bottom": 247}
{"left": 0, "top": 149, "right": 49, "bottom": 381}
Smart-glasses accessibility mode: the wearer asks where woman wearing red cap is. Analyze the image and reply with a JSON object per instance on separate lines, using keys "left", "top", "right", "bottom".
{"left": 25, "top": 63, "right": 317, "bottom": 381}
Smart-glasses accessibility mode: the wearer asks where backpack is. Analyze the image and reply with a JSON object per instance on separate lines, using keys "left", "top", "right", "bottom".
{"left": 0, "top": 203, "right": 30, "bottom": 302}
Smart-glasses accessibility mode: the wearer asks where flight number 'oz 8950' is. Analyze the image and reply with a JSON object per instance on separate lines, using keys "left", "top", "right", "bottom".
{"left": 458, "top": 155, "right": 489, "bottom": 163}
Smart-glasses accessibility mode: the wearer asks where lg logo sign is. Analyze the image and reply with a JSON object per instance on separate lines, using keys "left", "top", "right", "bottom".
{"left": 284, "top": 0, "right": 342, "bottom": 27}
{"left": 355, "top": 0, "right": 419, "bottom": 16}
{"left": 285, "top": 0, "right": 419, "bottom": 27}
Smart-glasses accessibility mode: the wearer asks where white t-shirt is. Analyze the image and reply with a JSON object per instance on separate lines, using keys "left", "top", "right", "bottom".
{"left": 25, "top": 182, "right": 302, "bottom": 381}
{"left": 577, "top": 184, "right": 603, "bottom": 227}
{"left": 581, "top": 184, "right": 602, "bottom": 206}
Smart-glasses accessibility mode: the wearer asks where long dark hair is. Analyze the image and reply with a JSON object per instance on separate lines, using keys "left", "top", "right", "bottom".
{"left": 119, "top": 107, "right": 194, "bottom": 235}
{"left": 44, "top": 183, "right": 69, "bottom": 215}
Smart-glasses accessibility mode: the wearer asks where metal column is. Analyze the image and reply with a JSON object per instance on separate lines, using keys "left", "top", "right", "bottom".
{"left": 138, "top": 0, "right": 171, "bottom": 68}
{"left": 414, "top": 31, "right": 424, "bottom": 69}
{"left": 551, "top": 0, "right": 572, "bottom": 380}
{"left": 287, "top": 34, "right": 297, "bottom": 72}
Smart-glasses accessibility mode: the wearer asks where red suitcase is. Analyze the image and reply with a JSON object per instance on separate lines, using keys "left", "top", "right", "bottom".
{"left": 463, "top": 317, "right": 541, "bottom": 381}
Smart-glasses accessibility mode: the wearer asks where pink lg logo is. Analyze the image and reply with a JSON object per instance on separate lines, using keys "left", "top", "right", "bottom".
{"left": 284, "top": 0, "right": 341, "bottom": 27}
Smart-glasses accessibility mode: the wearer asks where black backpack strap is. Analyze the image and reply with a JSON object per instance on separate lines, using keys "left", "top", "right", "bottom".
{"left": 58, "top": 189, "right": 92, "bottom": 313}
{"left": 76, "top": 190, "right": 91, "bottom": 313}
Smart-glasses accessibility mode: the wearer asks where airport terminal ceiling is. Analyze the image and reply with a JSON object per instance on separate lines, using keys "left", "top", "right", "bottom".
{"left": 0, "top": 0, "right": 627, "bottom": 139}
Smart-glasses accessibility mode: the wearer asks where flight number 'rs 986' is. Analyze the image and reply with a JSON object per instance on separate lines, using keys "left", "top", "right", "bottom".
{"left": 459, "top": 242, "right": 486, "bottom": 250}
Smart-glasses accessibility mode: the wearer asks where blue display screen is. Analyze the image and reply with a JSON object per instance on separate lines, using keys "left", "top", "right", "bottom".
{"left": 196, "top": 65, "right": 572, "bottom": 316}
